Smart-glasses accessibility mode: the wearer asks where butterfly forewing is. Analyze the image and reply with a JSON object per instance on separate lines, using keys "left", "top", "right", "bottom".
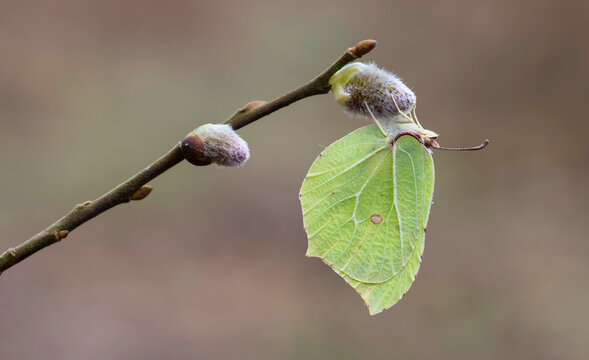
{"left": 300, "top": 130, "right": 434, "bottom": 314}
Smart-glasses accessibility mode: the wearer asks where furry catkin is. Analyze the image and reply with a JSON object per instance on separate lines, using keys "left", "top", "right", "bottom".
{"left": 191, "top": 124, "right": 250, "bottom": 167}
{"left": 330, "top": 62, "right": 416, "bottom": 119}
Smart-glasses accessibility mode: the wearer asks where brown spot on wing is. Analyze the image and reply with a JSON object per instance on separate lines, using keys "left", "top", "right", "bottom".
{"left": 370, "top": 214, "right": 383, "bottom": 225}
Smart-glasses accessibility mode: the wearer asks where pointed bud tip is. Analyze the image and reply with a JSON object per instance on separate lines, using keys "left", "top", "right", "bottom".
{"left": 131, "top": 185, "right": 153, "bottom": 201}
{"left": 349, "top": 40, "right": 377, "bottom": 57}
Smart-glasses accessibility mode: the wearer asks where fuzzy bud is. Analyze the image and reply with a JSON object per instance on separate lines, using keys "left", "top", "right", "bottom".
{"left": 329, "top": 62, "right": 416, "bottom": 119}
{"left": 182, "top": 124, "right": 250, "bottom": 167}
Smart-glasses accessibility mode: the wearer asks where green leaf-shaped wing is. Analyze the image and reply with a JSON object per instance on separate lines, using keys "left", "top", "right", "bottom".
{"left": 300, "top": 126, "right": 434, "bottom": 314}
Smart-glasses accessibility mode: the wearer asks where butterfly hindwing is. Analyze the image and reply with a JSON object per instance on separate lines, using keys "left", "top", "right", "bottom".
{"left": 301, "top": 131, "right": 434, "bottom": 314}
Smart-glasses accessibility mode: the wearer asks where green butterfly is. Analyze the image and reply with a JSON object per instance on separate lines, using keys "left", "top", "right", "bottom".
{"left": 300, "top": 63, "right": 487, "bottom": 315}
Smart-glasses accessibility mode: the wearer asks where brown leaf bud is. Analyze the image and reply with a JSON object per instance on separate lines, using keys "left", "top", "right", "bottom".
{"left": 349, "top": 39, "right": 377, "bottom": 58}
{"left": 181, "top": 132, "right": 212, "bottom": 166}
{"left": 130, "top": 185, "right": 153, "bottom": 201}
{"left": 244, "top": 100, "right": 267, "bottom": 111}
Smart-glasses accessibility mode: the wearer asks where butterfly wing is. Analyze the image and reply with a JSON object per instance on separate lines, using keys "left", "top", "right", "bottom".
{"left": 301, "top": 131, "right": 434, "bottom": 314}
{"left": 301, "top": 125, "right": 397, "bottom": 283}
{"left": 336, "top": 134, "right": 434, "bottom": 315}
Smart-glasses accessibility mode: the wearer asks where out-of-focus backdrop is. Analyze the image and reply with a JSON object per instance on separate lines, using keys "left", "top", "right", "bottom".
{"left": 1, "top": 1, "right": 588, "bottom": 359}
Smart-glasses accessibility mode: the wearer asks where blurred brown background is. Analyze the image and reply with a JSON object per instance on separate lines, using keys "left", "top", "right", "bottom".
{"left": 1, "top": 0, "right": 588, "bottom": 359}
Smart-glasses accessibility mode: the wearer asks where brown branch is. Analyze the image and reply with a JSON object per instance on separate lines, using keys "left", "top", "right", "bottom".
{"left": 0, "top": 39, "right": 376, "bottom": 275}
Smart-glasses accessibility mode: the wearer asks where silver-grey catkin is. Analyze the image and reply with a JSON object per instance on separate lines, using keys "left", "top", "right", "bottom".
{"left": 193, "top": 124, "right": 250, "bottom": 167}
{"left": 343, "top": 63, "right": 416, "bottom": 119}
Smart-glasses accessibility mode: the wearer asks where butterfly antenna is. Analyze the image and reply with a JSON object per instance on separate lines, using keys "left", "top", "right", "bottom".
{"left": 389, "top": 93, "right": 414, "bottom": 124}
{"left": 364, "top": 101, "right": 387, "bottom": 136}
{"left": 430, "top": 139, "right": 489, "bottom": 151}
{"left": 411, "top": 106, "right": 425, "bottom": 131}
